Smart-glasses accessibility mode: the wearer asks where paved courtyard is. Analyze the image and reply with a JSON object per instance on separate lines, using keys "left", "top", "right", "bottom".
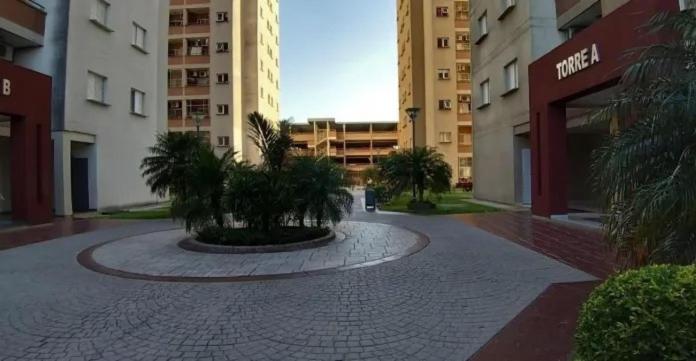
{"left": 0, "top": 203, "right": 595, "bottom": 361}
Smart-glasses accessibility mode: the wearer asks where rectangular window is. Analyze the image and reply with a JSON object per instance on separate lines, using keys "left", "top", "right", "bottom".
{"left": 477, "top": 13, "right": 488, "bottom": 42}
{"left": 503, "top": 59, "right": 519, "bottom": 92}
{"left": 437, "top": 69, "right": 450, "bottom": 80}
{"left": 217, "top": 104, "right": 229, "bottom": 115}
{"left": 457, "top": 63, "right": 471, "bottom": 82}
{"left": 458, "top": 94, "right": 472, "bottom": 114}
{"left": 500, "top": 0, "right": 516, "bottom": 15}
{"left": 459, "top": 157, "right": 473, "bottom": 178}
{"left": 217, "top": 136, "right": 230, "bottom": 147}
{"left": 438, "top": 99, "right": 452, "bottom": 111}
{"left": 216, "top": 73, "right": 229, "bottom": 84}
{"left": 480, "top": 80, "right": 490, "bottom": 106}
{"left": 455, "top": 1, "right": 469, "bottom": 20}
{"left": 131, "top": 89, "right": 145, "bottom": 115}
{"left": 439, "top": 132, "right": 452, "bottom": 143}
{"left": 436, "top": 6, "right": 449, "bottom": 17}
{"left": 216, "top": 42, "right": 229, "bottom": 53}
{"left": 216, "top": 12, "right": 229, "bottom": 22}
{"left": 132, "top": 23, "right": 147, "bottom": 51}
{"left": 437, "top": 37, "right": 450, "bottom": 48}
{"left": 87, "top": 71, "right": 107, "bottom": 104}
{"left": 456, "top": 31, "right": 470, "bottom": 50}
{"left": 91, "top": 0, "right": 110, "bottom": 28}
{"left": 680, "top": 0, "right": 696, "bottom": 10}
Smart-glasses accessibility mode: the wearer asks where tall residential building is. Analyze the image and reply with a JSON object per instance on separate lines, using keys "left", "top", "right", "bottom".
{"left": 470, "top": 0, "right": 562, "bottom": 206}
{"left": 290, "top": 119, "right": 399, "bottom": 184}
{"left": 397, "top": 0, "right": 473, "bottom": 183}
{"left": 167, "top": 0, "right": 280, "bottom": 162}
{"left": 1, "top": 0, "right": 169, "bottom": 222}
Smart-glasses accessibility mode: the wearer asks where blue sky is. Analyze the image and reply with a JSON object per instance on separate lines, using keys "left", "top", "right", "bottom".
{"left": 279, "top": 0, "right": 398, "bottom": 123}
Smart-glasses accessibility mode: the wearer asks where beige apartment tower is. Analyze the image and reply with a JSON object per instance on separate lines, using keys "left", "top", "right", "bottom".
{"left": 397, "top": 0, "right": 473, "bottom": 183}
{"left": 167, "top": 0, "right": 279, "bottom": 161}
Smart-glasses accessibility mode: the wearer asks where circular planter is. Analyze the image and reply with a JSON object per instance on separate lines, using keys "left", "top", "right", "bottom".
{"left": 178, "top": 230, "right": 337, "bottom": 254}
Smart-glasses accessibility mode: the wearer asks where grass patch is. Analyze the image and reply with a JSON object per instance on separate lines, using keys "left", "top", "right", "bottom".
{"left": 197, "top": 226, "right": 331, "bottom": 246}
{"left": 380, "top": 191, "right": 498, "bottom": 215}
{"left": 100, "top": 207, "right": 171, "bottom": 220}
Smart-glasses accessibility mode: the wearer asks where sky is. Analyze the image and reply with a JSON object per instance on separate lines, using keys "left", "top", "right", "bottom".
{"left": 279, "top": 0, "right": 398, "bottom": 123}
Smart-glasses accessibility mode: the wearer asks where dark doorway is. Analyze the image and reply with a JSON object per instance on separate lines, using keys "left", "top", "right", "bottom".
{"left": 71, "top": 158, "right": 90, "bottom": 212}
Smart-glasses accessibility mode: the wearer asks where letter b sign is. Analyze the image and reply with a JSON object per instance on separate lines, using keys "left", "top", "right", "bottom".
{"left": 1, "top": 79, "right": 9, "bottom": 96}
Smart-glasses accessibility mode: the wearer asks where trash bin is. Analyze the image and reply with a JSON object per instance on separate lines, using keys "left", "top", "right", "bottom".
{"left": 365, "top": 188, "right": 376, "bottom": 212}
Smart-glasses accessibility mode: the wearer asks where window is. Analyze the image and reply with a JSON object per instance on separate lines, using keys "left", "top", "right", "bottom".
{"left": 439, "top": 132, "right": 452, "bottom": 143}
{"left": 217, "top": 136, "right": 230, "bottom": 147}
{"left": 437, "top": 37, "right": 450, "bottom": 48}
{"left": 458, "top": 94, "right": 472, "bottom": 114}
{"left": 438, "top": 99, "right": 452, "bottom": 111}
{"left": 90, "top": 0, "right": 111, "bottom": 29}
{"left": 216, "top": 12, "right": 229, "bottom": 22}
{"left": 457, "top": 63, "right": 471, "bottom": 82}
{"left": 130, "top": 89, "right": 145, "bottom": 116}
{"left": 503, "top": 59, "right": 519, "bottom": 93}
{"left": 436, "top": 6, "right": 449, "bottom": 17}
{"left": 87, "top": 71, "right": 107, "bottom": 104}
{"left": 680, "top": 0, "right": 696, "bottom": 9}
{"left": 216, "top": 73, "right": 229, "bottom": 84}
{"left": 479, "top": 80, "right": 490, "bottom": 107}
{"left": 455, "top": 1, "right": 469, "bottom": 20}
{"left": 216, "top": 104, "right": 229, "bottom": 115}
{"left": 437, "top": 69, "right": 450, "bottom": 80}
{"left": 500, "top": 0, "right": 516, "bottom": 18}
{"left": 216, "top": 42, "right": 229, "bottom": 53}
{"left": 132, "top": 23, "right": 147, "bottom": 51}
{"left": 476, "top": 12, "right": 488, "bottom": 42}
{"left": 459, "top": 157, "right": 472, "bottom": 178}
{"left": 456, "top": 31, "right": 470, "bottom": 50}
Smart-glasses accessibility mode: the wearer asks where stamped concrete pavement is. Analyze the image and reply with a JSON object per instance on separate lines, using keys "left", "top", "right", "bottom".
{"left": 0, "top": 198, "right": 593, "bottom": 361}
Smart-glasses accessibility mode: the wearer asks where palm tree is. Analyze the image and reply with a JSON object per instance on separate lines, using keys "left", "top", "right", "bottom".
{"left": 247, "top": 112, "right": 293, "bottom": 171}
{"left": 591, "top": 11, "right": 696, "bottom": 267}
{"left": 380, "top": 147, "right": 452, "bottom": 202}
{"left": 171, "top": 147, "right": 237, "bottom": 231}
{"left": 140, "top": 132, "right": 203, "bottom": 198}
{"left": 289, "top": 157, "right": 354, "bottom": 228}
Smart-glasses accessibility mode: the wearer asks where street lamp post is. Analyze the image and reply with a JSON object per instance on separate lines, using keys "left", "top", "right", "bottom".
{"left": 406, "top": 107, "right": 420, "bottom": 202}
{"left": 193, "top": 112, "right": 204, "bottom": 137}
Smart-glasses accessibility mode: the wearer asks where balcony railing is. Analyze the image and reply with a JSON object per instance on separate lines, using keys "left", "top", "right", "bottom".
{"left": 0, "top": 0, "right": 47, "bottom": 46}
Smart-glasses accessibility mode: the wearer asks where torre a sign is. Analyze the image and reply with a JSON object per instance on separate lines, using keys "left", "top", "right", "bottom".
{"left": 556, "top": 44, "right": 600, "bottom": 80}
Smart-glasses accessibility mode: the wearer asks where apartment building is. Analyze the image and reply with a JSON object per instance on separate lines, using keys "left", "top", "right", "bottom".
{"left": 1, "top": 0, "right": 169, "bottom": 222}
{"left": 469, "top": 0, "right": 562, "bottom": 207}
{"left": 397, "top": 0, "right": 473, "bottom": 184}
{"left": 167, "top": 0, "right": 280, "bottom": 162}
{"left": 290, "top": 119, "right": 398, "bottom": 184}
{"left": 528, "top": 0, "right": 686, "bottom": 218}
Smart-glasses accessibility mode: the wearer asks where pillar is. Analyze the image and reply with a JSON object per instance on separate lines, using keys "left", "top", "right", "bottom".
{"left": 531, "top": 104, "right": 567, "bottom": 217}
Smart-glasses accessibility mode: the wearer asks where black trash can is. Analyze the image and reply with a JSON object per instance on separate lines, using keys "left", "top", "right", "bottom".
{"left": 365, "top": 188, "right": 376, "bottom": 212}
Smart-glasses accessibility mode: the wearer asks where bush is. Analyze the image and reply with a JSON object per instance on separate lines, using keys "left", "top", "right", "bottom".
{"left": 574, "top": 265, "right": 696, "bottom": 361}
{"left": 196, "top": 226, "right": 331, "bottom": 246}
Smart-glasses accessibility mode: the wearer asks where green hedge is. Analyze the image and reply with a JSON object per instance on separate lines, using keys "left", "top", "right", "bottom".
{"left": 575, "top": 265, "right": 696, "bottom": 361}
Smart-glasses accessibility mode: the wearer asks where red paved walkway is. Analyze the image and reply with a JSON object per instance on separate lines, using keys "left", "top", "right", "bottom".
{"left": 0, "top": 218, "right": 130, "bottom": 251}
{"left": 454, "top": 211, "right": 616, "bottom": 279}
{"left": 454, "top": 211, "right": 618, "bottom": 361}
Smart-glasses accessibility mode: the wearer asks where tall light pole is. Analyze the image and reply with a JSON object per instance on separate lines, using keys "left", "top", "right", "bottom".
{"left": 406, "top": 107, "right": 420, "bottom": 202}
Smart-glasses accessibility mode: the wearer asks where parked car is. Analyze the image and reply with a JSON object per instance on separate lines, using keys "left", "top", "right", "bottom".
{"left": 455, "top": 178, "right": 473, "bottom": 192}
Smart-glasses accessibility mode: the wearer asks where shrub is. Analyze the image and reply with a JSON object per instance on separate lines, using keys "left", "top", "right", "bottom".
{"left": 575, "top": 265, "right": 696, "bottom": 361}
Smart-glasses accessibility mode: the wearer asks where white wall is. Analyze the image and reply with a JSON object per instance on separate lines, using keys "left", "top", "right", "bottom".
{"left": 58, "top": 0, "right": 168, "bottom": 211}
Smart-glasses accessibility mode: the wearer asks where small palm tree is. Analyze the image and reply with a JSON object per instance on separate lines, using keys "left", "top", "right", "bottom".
{"left": 141, "top": 132, "right": 203, "bottom": 198}
{"left": 171, "top": 147, "right": 237, "bottom": 231}
{"left": 247, "top": 112, "right": 293, "bottom": 171}
{"left": 592, "top": 11, "right": 696, "bottom": 267}
{"left": 289, "top": 157, "right": 354, "bottom": 228}
{"left": 380, "top": 147, "right": 452, "bottom": 202}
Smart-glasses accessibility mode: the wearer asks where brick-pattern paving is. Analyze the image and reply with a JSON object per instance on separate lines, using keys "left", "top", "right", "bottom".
{"left": 0, "top": 218, "right": 130, "bottom": 251}
{"left": 453, "top": 211, "right": 617, "bottom": 279}
{"left": 0, "top": 212, "right": 593, "bottom": 361}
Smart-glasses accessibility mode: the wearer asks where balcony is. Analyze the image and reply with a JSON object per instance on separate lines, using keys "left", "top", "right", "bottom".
{"left": 170, "top": 0, "right": 211, "bottom": 5}
{"left": 0, "top": 0, "right": 46, "bottom": 48}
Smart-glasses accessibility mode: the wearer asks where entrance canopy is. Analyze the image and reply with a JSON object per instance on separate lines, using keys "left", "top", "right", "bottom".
{"left": 527, "top": 0, "right": 678, "bottom": 217}
{"left": 0, "top": 59, "right": 52, "bottom": 224}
